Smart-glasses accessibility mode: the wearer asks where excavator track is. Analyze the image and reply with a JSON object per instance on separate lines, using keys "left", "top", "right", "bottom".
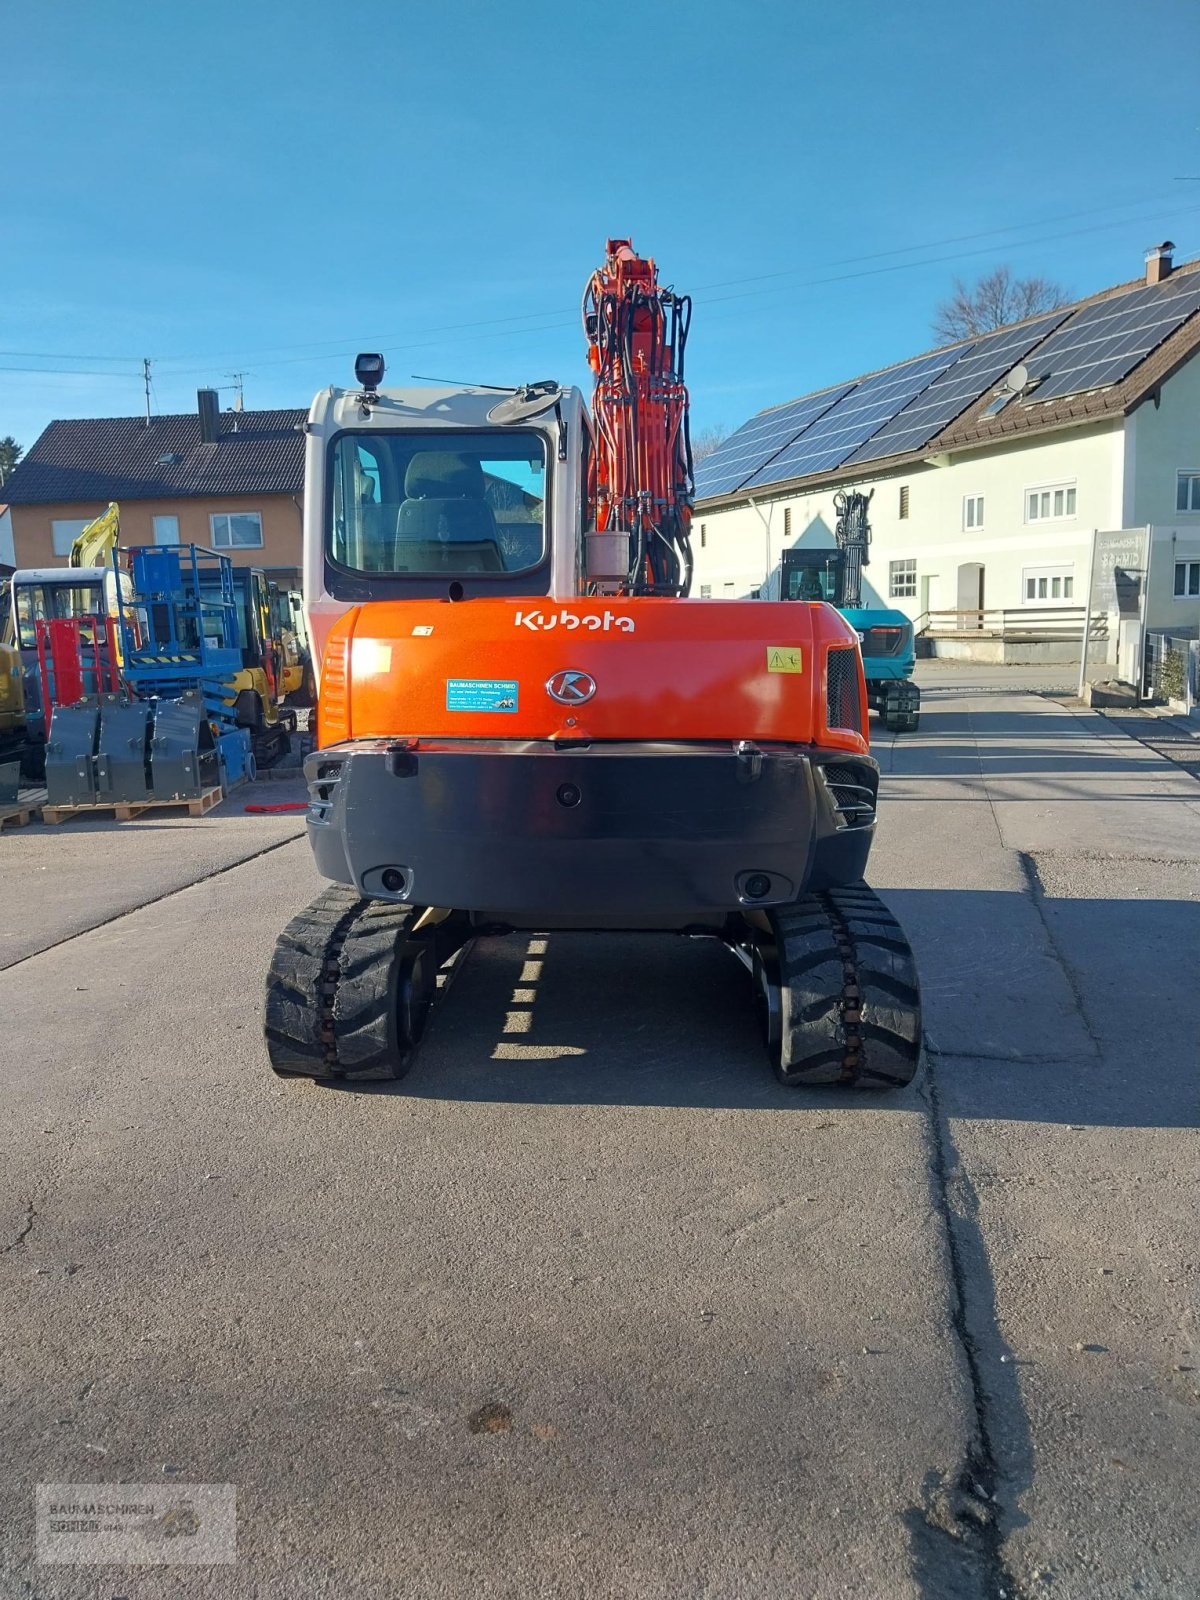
{"left": 263, "top": 887, "right": 470, "bottom": 1082}
{"left": 266, "top": 884, "right": 918, "bottom": 1091}
{"left": 880, "top": 681, "right": 921, "bottom": 734}
{"left": 750, "top": 883, "right": 922, "bottom": 1089}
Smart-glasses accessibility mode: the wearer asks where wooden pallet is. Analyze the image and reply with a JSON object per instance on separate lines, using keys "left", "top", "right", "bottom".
{"left": 0, "top": 788, "right": 46, "bottom": 831}
{"left": 41, "top": 784, "right": 224, "bottom": 826}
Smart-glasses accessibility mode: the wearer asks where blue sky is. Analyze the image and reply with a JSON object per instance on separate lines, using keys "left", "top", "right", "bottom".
{"left": 3, "top": 0, "right": 1197, "bottom": 453}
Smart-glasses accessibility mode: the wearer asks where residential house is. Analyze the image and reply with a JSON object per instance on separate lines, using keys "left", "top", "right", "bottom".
{"left": 690, "top": 244, "right": 1200, "bottom": 659}
{"left": 1, "top": 390, "right": 306, "bottom": 585}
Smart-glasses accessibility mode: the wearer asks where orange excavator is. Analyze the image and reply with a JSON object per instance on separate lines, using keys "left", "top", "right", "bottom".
{"left": 263, "top": 240, "right": 921, "bottom": 1089}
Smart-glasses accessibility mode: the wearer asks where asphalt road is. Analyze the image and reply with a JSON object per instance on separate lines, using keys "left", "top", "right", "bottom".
{"left": 1, "top": 679, "right": 1196, "bottom": 1600}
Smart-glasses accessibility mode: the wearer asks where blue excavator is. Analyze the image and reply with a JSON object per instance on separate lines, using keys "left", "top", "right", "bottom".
{"left": 780, "top": 489, "right": 920, "bottom": 733}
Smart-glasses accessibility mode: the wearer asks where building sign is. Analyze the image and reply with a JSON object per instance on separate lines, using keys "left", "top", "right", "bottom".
{"left": 1078, "top": 526, "right": 1151, "bottom": 693}
{"left": 1089, "top": 528, "right": 1149, "bottom": 619}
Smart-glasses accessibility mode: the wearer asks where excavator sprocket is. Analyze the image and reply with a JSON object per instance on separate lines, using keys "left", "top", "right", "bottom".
{"left": 264, "top": 887, "right": 470, "bottom": 1082}
{"left": 756, "top": 883, "right": 922, "bottom": 1089}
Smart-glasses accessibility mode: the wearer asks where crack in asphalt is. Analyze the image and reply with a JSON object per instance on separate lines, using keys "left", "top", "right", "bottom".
{"left": 916, "top": 1061, "right": 1030, "bottom": 1600}
{"left": 925, "top": 1044, "right": 1092, "bottom": 1066}
{"left": 1016, "top": 852, "right": 1105, "bottom": 1058}
{"left": 906, "top": 690, "right": 1041, "bottom": 1599}
{"left": 2, "top": 1203, "right": 35, "bottom": 1253}
{"left": 0, "top": 833, "right": 306, "bottom": 975}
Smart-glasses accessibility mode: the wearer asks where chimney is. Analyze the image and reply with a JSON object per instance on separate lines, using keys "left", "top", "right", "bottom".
{"left": 1145, "top": 240, "right": 1174, "bottom": 287}
{"left": 197, "top": 387, "right": 220, "bottom": 445}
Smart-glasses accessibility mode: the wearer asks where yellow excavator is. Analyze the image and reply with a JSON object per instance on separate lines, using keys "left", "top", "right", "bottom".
{"left": 268, "top": 583, "right": 315, "bottom": 706}
{"left": 215, "top": 564, "right": 296, "bottom": 761}
{"left": 8, "top": 503, "right": 126, "bottom": 650}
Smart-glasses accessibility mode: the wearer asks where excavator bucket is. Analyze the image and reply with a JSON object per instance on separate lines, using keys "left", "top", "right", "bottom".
{"left": 149, "top": 692, "right": 220, "bottom": 798}
{"left": 45, "top": 691, "right": 223, "bottom": 807}
{"left": 44, "top": 702, "right": 103, "bottom": 807}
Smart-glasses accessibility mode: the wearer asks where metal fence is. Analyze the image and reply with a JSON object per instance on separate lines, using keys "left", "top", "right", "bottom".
{"left": 1143, "top": 631, "right": 1199, "bottom": 709}
{"left": 916, "top": 606, "right": 1106, "bottom": 640}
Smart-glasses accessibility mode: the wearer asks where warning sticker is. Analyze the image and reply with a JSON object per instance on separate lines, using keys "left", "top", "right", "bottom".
{"left": 446, "top": 679, "right": 519, "bottom": 712}
{"left": 766, "top": 647, "right": 803, "bottom": 674}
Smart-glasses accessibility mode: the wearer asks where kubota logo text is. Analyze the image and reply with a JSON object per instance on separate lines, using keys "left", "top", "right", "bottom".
{"left": 515, "top": 609, "right": 635, "bottom": 633}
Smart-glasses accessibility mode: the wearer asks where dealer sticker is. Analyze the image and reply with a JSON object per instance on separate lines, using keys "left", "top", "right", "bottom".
{"left": 766, "top": 647, "right": 803, "bottom": 674}
{"left": 446, "top": 679, "right": 519, "bottom": 712}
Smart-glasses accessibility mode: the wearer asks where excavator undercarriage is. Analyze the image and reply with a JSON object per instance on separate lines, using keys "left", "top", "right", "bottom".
{"left": 265, "top": 881, "right": 920, "bottom": 1089}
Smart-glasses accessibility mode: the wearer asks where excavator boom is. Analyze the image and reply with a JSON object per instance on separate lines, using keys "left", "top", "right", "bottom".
{"left": 69, "top": 502, "right": 120, "bottom": 569}
{"left": 583, "top": 240, "right": 694, "bottom": 595}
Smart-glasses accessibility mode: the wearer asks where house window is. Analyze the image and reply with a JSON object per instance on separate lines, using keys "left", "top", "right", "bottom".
{"left": 51, "top": 519, "right": 90, "bottom": 557}
{"left": 963, "top": 495, "right": 984, "bottom": 530}
{"left": 783, "top": 507, "right": 792, "bottom": 539}
{"left": 750, "top": 586, "right": 761, "bottom": 600}
{"left": 1025, "top": 482, "right": 1077, "bottom": 522}
{"left": 210, "top": 511, "right": 263, "bottom": 549}
{"left": 1174, "top": 561, "right": 1200, "bottom": 597}
{"left": 1022, "top": 565, "right": 1076, "bottom": 604}
{"left": 699, "top": 584, "right": 712, "bottom": 598}
{"left": 899, "top": 485, "right": 910, "bottom": 519}
{"left": 1176, "top": 473, "right": 1200, "bottom": 512}
{"left": 699, "top": 523, "right": 707, "bottom": 549}
{"left": 889, "top": 558, "right": 917, "bottom": 598}
{"left": 153, "top": 515, "right": 180, "bottom": 546}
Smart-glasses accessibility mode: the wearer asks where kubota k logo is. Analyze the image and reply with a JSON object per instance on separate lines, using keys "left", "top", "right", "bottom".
{"left": 546, "top": 670, "right": 597, "bottom": 705}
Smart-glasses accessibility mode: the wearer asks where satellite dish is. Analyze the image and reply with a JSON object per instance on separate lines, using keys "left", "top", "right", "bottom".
{"left": 1005, "top": 362, "right": 1029, "bottom": 394}
{"left": 488, "top": 380, "right": 562, "bottom": 425}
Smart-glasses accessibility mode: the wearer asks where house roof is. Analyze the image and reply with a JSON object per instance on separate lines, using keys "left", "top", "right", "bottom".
{"left": 0, "top": 409, "right": 306, "bottom": 506}
{"left": 694, "top": 255, "right": 1200, "bottom": 508}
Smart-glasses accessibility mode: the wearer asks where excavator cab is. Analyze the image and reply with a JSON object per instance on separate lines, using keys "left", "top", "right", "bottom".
{"left": 782, "top": 550, "right": 843, "bottom": 604}
{"left": 267, "top": 582, "right": 311, "bottom": 705}
{"left": 313, "top": 397, "right": 560, "bottom": 657}
{"left": 10, "top": 573, "right": 107, "bottom": 651}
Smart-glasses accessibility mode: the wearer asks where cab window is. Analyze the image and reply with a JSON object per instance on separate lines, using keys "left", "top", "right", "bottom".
{"left": 13, "top": 582, "right": 105, "bottom": 649}
{"left": 330, "top": 430, "right": 546, "bottom": 576}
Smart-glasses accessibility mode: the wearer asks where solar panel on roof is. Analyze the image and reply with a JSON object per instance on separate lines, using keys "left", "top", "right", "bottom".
{"left": 742, "top": 348, "right": 955, "bottom": 489}
{"left": 844, "top": 308, "right": 1070, "bottom": 465}
{"left": 1021, "top": 276, "right": 1200, "bottom": 403}
{"left": 692, "top": 383, "right": 854, "bottom": 499}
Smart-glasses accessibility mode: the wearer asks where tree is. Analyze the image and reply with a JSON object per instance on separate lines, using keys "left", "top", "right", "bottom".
{"left": 691, "top": 425, "right": 728, "bottom": 463}
{"left": 933, "top": 267, "right": 1070, "bottom": 343}
{"left": 0, "top": 437, "right": 22, "bottom": 487}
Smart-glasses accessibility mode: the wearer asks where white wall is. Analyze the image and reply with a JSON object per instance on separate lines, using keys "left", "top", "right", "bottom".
{"left": 1129, "top": 354, "right": 1200, "bottom": 528}
{"left": 692, "top": 418, "right": 1122, "bottom": 618}
{"left": 1145, "top": 526, "right": 1200, "bottom": 633}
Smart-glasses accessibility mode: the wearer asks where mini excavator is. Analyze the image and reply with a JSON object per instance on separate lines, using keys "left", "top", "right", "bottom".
{"left": 264, "top": 240, "right": 921, "bottom": 1090}
{"left": 780, "top": 489, "right": 921, "bottom": 732}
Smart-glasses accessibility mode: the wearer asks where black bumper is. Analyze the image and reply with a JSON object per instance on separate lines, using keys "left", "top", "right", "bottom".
{"left": 305, "top": 739, "right": 878, "bottom": 920}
